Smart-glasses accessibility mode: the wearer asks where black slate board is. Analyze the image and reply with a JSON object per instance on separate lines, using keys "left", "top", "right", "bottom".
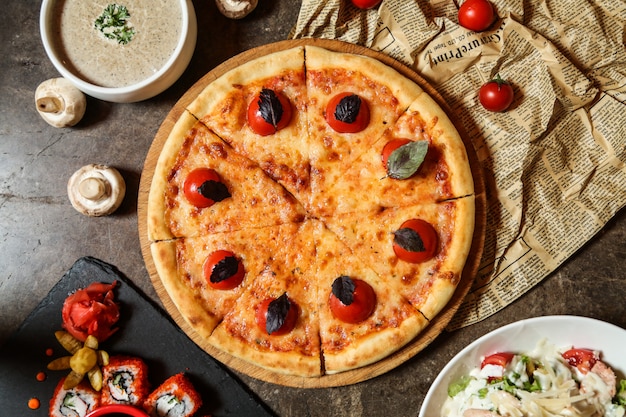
{"left": 0, "top": 257, "right": 275, "bottom": 417}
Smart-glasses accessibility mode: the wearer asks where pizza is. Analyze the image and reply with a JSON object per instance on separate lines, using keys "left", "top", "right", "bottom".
{"left": 146, "top": 45, "right": 475, "bottom": 378}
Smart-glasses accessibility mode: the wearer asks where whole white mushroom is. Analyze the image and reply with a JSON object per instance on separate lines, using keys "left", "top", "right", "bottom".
{"left": 67, "top": 164, "right": 126, "bottom": 217}
{"left": 35, "top": 78, "right": 86, "bottom": 128}
{"left": 215, "top": 0, "right": 258, "bottom": 19}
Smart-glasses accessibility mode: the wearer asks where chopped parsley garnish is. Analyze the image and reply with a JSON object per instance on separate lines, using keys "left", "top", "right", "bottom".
{"left": 94, "top": 4, "right": 136, "bottom": 45}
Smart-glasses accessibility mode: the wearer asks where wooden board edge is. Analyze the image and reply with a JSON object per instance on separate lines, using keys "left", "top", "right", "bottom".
{"left": 137, "top": 38, "right": 486, "bottom": 388}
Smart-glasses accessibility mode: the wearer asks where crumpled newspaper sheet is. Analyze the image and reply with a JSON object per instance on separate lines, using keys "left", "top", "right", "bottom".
{"left": 291, "top": 0, "right": 626, "bottom": 329}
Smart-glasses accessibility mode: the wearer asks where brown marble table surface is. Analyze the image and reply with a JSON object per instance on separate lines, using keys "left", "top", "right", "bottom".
{"left": 1, "top": 1, "right": 625, "bottom": 416}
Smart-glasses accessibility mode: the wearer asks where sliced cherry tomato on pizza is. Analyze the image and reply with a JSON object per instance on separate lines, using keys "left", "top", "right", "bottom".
{"left": 562, "top": 348, "right": 598, "bottom": 374}
{"left": 481, "top": 352, "right": 514, "bottom": 369}
{"left": 61, "top": 281, "right": 120, "bottom": 342}
{"left": 381, "top": 138, "right": 429, "bottom": 179}
{"left": 381, "top": 138, "right": 412, "bottom": 168}
{"left": 329, "top": 276, "right": 377, "bottom": 324}
{"left": 350, "top": 0, "right": 382, "bottom": 9}
{"left": 479, "top": 74, "right": 515, "bottom": 112}
{"left": 203, "top": 250, "right": 245, "bottom": 290}
{"left": 392, "top": 219, "right": 438, "bottom": 263}
{"left": 255, "top": 293, "right": 299, "bottom": 336}
{"left": 247, "top": 88, "right": 293, "bottom": 136}
{"left": 458, "top": 0, "right": 495, "bottom": 32}
{"left": 183, "top": 168, "right": 231, "bottom": 209}
{"left": 325, "top": 92, "right": 370, "bottom": 133}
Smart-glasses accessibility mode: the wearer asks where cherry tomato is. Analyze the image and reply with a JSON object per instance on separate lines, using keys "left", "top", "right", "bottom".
{"left": 381, "top": 138, "right": 412, "bottom": 169}
{"left": 183, "top": 168, "right": 230, "bottom": 208}
{"left": 392, "top": 219, "right": 438, "bottom": 263}
{"left": 255, "top": 294, "right": 299, "bottom": 336}
{"left": 481, "top": 352, "right": 514, "bottom": 369}
{"left": 203, "top": 250, "right": 245, "bottom": 290}
{"left": 479, "top": 74, "right": 514, "bottom": 112}
{"left": 350, "top": 0, "right": 382, "bottom": 9}
{"left": 247, "top": 88, "right": 293, "bottom": 136}
{"left": 329, "top": 277, "right": 377, "bottom": 324}
{"left": 325, "top": 92, "right": 370, "bottom": 133}
{"left": 562, "top": 348, "right": 598, "bottom": 374}
{"left": 458, "top": 0, "right": 495, "bottom": 32}
{"left": 61, "top": 281, "right": 120, "bottom": 342}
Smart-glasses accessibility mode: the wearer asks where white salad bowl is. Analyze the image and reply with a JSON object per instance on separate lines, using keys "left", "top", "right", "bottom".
{"left": 40, "top": 0, "right": 197, "bottom": 103}
{"left": 419, "top": 315, "right": 626, "bottom": 417}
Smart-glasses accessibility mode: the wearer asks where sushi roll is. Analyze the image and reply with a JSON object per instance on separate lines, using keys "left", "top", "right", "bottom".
{"left": 49, "top": 377, "right": 100, "bottom": 417}
{"left": 143, "top": 373, "right": 202, "bottom": 417}
{"left": 101, "top": 355, "right": 150, "bottom": 406}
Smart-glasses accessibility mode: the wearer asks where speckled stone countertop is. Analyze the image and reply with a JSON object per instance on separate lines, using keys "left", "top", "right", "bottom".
{"left": 1, "top": 1, "right": 625, "bottom": 416}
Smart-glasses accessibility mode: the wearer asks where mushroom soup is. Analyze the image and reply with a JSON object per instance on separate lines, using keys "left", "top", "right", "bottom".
{"left": 50, "top": 0, "right": 182, "bottom": 88}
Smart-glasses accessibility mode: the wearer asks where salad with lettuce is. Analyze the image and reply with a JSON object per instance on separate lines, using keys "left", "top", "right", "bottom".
{"left": 442, "top": 339, "right": 626, "bottom": 417}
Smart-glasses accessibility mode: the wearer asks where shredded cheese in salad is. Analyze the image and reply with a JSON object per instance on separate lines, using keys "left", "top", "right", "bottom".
{"left": 442, "top": 339, "right": 626, "bottom": 417}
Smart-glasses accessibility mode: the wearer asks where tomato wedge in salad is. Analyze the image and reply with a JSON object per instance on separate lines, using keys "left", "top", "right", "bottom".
{"left": 562, "top": 348, "right": 598, "bottom": 373}
{"left": 481, "top": 352, "right": 514, "bottom": 368}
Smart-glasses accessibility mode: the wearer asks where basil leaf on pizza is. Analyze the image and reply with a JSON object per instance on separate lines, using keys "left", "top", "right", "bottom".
{"left": 331, "top": 275, "right": 356, "bottom": 305}
{"left": 387, "top": 140, "right": 428, "bottom": 180}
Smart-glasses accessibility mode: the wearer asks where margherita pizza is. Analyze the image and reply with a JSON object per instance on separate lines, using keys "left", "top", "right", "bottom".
{"left": 147, "top": 45, "right": 475, "bottom": 378}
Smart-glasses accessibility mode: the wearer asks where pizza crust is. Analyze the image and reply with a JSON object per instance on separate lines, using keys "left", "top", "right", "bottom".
{"left": 147, "top": 111, "right": 199, "bottom": 241}
{"left": 151, "top": 240, "right": 221, "bottom": 339}
{"left": 404, "top": 92, "right": 474, "bottom": 199}
{"left": 418, "top": 196, "right": 475, "bottom": 320}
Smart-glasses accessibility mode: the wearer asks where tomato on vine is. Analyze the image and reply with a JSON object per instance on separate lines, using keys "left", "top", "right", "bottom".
{"left": 350, "top": 0, "right": 382, "bottom": 10}
{"left": 479, "top": 74, "right": 515, "bottom": 112}
{"left": 458, "top": 0, "right": 495, "bottom": 32}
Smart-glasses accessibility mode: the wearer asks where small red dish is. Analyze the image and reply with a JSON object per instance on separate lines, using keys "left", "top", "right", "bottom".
{"left": 86, "top": 404, "right": 149, "bottom": 417}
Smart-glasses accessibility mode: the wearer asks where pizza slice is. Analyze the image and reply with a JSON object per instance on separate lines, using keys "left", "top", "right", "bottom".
{"left": 312, "top": 222, "right": 429, "bottom": 374}
{"left": 303, "top": 45, "right": 425, "bottom": 212}
{"left": 150, "top": 224, "right": 303, "bottom": 339}
{"left": 321, "top": 197, "right": 475, "bottom": 320}
{"left": 147, "top": 113, "right": 305, "bottom": 240}
{"left": 310, "top": 92, "right": 475, "bottom": 216}
{"left": 207, "top": 220, "right": 322, "bottom": 377}
{"left": 186, "top": 46, "right": 311, "bottom": 202}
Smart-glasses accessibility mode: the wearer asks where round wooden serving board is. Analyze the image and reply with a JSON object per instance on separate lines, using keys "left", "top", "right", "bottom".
{"left": 138, "top": 38, "right": 486, "bottom": 388}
